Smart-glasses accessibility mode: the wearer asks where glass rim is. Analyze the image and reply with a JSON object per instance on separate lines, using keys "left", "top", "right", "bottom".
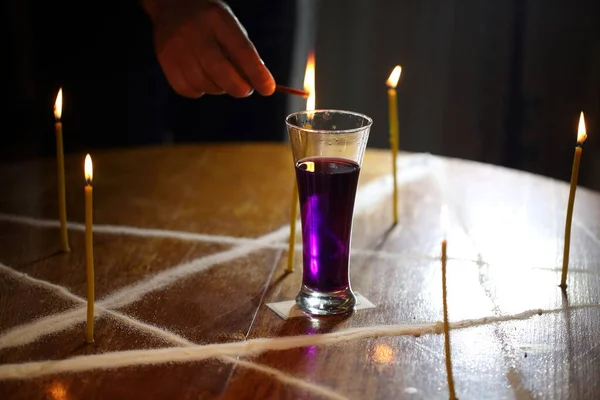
{"left": 285, "top": 109, "right": 373, "bottom": 134}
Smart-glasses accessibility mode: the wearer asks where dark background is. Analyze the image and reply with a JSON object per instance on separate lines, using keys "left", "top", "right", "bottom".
{"left": 3, "top": 0, "right": 599, "bottom": 190}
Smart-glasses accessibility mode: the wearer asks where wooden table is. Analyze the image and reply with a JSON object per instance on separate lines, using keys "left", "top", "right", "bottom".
{"left": 0, "top": 144, "right": 598, "bottom": 399}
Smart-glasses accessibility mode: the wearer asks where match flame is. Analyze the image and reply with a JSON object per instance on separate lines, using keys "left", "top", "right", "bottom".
{"left": 386, "top": 65, "right": 402, "bottom": 89}
{"left": 440, "top": 204, "right": 449, "bottom": 238}
{"left": 577, "top": 111, "right": 587, "bottom": 144}
{"left": 304, "top": 51, "right": 315, "bottom": 111}
{"left": 54, "top": 88, "right": 63, "bottom": 120}
{"left": 84, "top": 154, "right": 93, "bottom": 183}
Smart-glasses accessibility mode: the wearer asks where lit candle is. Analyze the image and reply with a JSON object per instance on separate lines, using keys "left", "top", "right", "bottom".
{"left": 386, "top": 66, "right": 402, "bottom": 224}
{"left": 84, "top": 154, "right": 95, "bottom": 343}
{"left": 440, "top": 204, "right": 457, "bottom": 400}
{"left": 54, "top": 88, "right": 70, "bottom": 252}
{"left": 560, "top": 112, "right": 588, "bottom": 289}
{"left": 286, "top": 51, "right": 315, "bottom": 273}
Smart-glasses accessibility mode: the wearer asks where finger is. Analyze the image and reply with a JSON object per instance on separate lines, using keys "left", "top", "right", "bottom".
{"left": 178, "top": 39, "right": 219, "bottom": 98}
{"left": 158, "top": 37, "right": 205, "bottom": 99}
{"left": 187, "top": 49, "right": 226, "bottom": 95}
{"left": 199, "top": 66, "right": 226, "bottom": 95}
{"left": 200, "top": 41, "right": 253, "bottom": 98}
{"left": 188, "top": 39, "right": 226, "bottom": 95}
{"left": 179, "top": 65, "right": 206, "bottom": 99}
{"left": 212, "top": 6, "right": 275, "bottom": 96}
{"left": 160, "top": 54, "right": 202, "bottom": 99}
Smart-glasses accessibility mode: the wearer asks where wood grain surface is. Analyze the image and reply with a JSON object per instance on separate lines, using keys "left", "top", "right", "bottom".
{"left": 0, "top": 143, "right": 598, "bottom": 399}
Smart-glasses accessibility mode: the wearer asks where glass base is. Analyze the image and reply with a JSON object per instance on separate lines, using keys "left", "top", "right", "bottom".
{"left": 295, "top": 285, "right": 356, "bottom": 316}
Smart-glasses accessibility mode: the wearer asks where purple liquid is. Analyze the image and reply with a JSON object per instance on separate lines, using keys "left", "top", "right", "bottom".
{"left": 295, "top": 156, "right": 361, "bottom": 293}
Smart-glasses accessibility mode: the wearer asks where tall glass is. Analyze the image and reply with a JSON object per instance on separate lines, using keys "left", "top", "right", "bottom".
{"left": 286, "top": 110, "right": 372, "bottom": 315}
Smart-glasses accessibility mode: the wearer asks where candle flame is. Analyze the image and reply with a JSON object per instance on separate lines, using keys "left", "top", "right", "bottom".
{"left": 577, "top": 111, "right": 587, "bottom": 144}
{"left": 54, "top": 88, "right": 63, "bottom": 120}
{"left": 84, "top": 154, "right": 93, "bottom": 183}
{"left": 440, "top": 204, "right": 449, "bottom": 237}
{"left": 304, "top": 50, "right": 316, "bottom": 111}
{"left": 386, "top": 65, "right": 402, "bottom": 88}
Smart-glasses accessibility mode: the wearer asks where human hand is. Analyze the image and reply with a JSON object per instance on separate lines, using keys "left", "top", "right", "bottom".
{"left": 144, "top": 0, "right": 276, "bottom": 99}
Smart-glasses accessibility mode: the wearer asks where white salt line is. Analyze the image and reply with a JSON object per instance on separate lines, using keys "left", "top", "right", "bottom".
{"left": 0, "top": 239, "right": 427, "bottom": 352}
{"left": 0, "top": 231, "right": 280, "bottom": 351}
{"left": 0, "top": 266, "right": 97, "bottom": 350}
{"left": 0, "top": 153, "right": 433, "bottom": 244}
{"left": 100, "top": 243, "right": 445, "bottom": 309}
{"left": 0, "top": 154, "right": 435, "bottom": 351}
{"left": 0, "top": 264, "right": 172, "bottom": 348}
{"left": 0, "top": 264, "right": 346, "bottom": 400}
{"left": 99, "top": 233, "right": 287, "bottom": 309}
{"left": 0, "top": 305, "right": 89, "bottom": 352}
{"left": 224, "top": 357, "right": 349, "bottom": 400}
{"left": 4, "top": 306, "right": 586, "bottom": 381}
{"left": 0, "top": 211, "right": 437, "bottom": 261}
{"left": 572, "top": 218, "right": 600, "bottom": 247}
{"left": 94, "top": 158, "right": 435, "bottom": 313}
{"left": 0, "top": 213, "right": 256, "bottom": 246}
{"left": 0, "top": 246, "right": 468, "bottom": 352}
{"left": 0, "top": 212, "right": 436, "bottom": 262}
{"left": 0, "top": 264, "right": 82, "bottom": 305}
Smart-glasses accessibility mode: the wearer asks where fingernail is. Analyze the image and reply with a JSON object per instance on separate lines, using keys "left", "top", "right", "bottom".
{"left": 245, "top": 88, "right": 254, "bottom": 97}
